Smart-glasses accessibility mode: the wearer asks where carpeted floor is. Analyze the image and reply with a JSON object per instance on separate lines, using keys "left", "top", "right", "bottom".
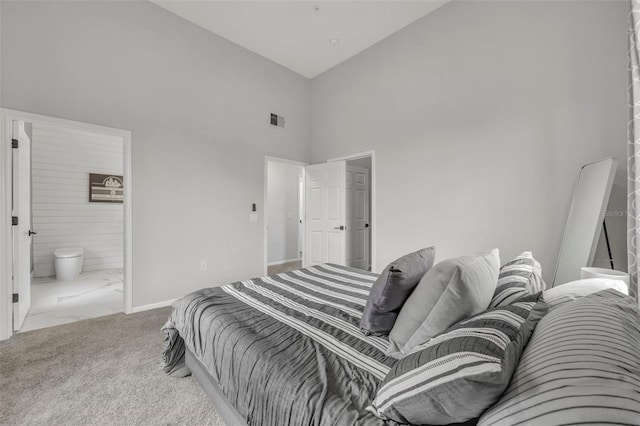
{"left": 0, "top": 307, "right": 225, "bottom": 426}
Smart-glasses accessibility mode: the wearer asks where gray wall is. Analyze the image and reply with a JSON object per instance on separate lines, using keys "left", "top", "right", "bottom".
{"left": 31, "top": 122, "right": 123, "bottom": 277}
{"left": 1, "top": 1, "right": 311, "bottom": 307}
{"left": 596, "top": 184, "right": 628, "bottom": 272}
{"left": 2, "top": 0, "right": 629, "bottom": 304}
{"left": 310, "top": 0, "right": 629, "bottom": 282}
{"left": 267, "top": 161, "right": 302, "bottom": 264}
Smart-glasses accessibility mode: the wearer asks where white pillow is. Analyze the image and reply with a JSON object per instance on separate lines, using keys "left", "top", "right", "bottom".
{"left": 386, "top": 249, "right": 500, "bottom": 358}
{"left": 543, "top": 278, "right": 628, "bottom": 311}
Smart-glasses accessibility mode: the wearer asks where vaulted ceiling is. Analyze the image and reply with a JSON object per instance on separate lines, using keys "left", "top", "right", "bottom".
{"left": 152, "top": 1, "right": 448, "bottom": 79}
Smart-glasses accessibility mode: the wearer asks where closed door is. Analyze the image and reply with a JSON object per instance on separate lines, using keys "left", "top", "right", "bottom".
{"left": 346, "top": 165, "right": 370, "bottom": 270}
{"left": 304, "top": 161, "right": 346, "bottom": 266}
{"left": 12, "top": 120, "right": 32, "bottom": 331}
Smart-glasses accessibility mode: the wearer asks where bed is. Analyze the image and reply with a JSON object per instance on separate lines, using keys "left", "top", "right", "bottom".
{"left": 163, "top": 262, "right": 640, "bottom": 426}
{"left": 163, "top": 264, "right": 400, "bottom": 426}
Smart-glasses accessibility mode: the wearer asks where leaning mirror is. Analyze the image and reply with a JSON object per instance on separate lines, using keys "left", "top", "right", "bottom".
{"left": 553, "top": 157, "right": 617, "bottom": 287}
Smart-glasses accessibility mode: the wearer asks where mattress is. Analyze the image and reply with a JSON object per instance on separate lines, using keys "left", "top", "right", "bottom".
{"left": 163, "top": 264, "right": 395, "bottom": 426}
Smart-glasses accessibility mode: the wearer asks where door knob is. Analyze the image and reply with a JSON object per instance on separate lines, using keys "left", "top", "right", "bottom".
{"left": 365, "top": 223, "right": 370, "bottom": 228}
{"left": 334, "top": 226, "right": 345, "bottom": 230}
{"left": 28, "top": 230, "right": 37, "bottom": 236}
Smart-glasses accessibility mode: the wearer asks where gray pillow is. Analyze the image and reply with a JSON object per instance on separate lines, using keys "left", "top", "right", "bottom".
{"left": 478, "top": 289, "right": 640, "bottom": 426}
{"left": 387, "top": 249, "right": 500, "bottom": 358}
{"left": 359, "top": 247, "right": 436, "bottom": 336}
{"left": 368, "top": 293, "right": 547, "bottom": 425}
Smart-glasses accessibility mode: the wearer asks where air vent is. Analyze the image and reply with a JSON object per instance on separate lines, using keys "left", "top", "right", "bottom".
{"left": 270, "top": 113, "right": 285, "bottom": 128}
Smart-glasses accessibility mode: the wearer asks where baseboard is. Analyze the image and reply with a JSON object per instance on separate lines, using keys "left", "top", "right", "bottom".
{"left": 131, "top": 298, "right": 176, "bottom": 313}
{"left": 267, "top": 258, "right": 302, "bottom": 267}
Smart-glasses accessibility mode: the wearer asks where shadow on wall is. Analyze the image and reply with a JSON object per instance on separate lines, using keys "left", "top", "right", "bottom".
{"left": 595, "top": 182, "right": 628, "bottom": 272}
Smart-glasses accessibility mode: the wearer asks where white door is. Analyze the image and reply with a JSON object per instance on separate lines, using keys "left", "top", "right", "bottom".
{"left": 304, "top": 161, "right": 346, "bottom": 266}
{"left": 346, "top": 165, "right": 370, "bottom": 270}
{"left": 298, "top": 172, "right": 305, "bottom": 260}
{"left": 12, "top": 121, "right": 32, "bottom": 331}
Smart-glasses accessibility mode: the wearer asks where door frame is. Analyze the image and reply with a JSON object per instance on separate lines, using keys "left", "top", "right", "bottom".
{"left": 263, "top": 156, "right": 308, "bottom": 276}
{"left": 327, "top": 150, "right": 377, "bottom": 272}
{"left": 11, "top": 121, "right": 33, "bottom": 331}
{"left": 0, "top": 109, "right": 133, "bottom": 340}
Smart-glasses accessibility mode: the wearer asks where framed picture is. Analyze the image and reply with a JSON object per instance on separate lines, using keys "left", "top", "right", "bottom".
{"left": 89, "top": 173, "right": 124, "bottom": 203}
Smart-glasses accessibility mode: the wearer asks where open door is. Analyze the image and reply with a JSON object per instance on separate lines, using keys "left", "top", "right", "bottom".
{"left": 304, "top": 161, "right": 346, "bottom": 266}
{"left": 12, "top": 120, "right": 32, "bottom": 331}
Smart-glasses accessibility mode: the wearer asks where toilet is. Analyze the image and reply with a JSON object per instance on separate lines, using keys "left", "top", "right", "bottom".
{"left": 54, "top": 247, "right": 84, "bottom": 281}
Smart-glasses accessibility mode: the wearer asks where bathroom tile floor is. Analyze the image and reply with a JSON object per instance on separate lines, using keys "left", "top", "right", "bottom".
{"left": 20, "top": 268, "right": 124, "bottom": 333}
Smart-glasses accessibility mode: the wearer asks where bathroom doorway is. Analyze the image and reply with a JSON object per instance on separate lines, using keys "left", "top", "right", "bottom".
{"left": 1, "top": 110, "right": 132, "bottom": 338}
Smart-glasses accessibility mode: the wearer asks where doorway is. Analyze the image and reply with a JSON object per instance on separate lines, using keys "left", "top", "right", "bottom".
{"left": 302, "top": 151, "right": 376, "bottom": 272}
{"left": 346, "top": 157, "right": 372, "bottom": 271}
{"left": 264, "top": 157, "right": 306, "bottom": 275}
{"left": 263, "top": 152, "right": 376, "bottom": 276}
{"left": 1, "top": 109, "right": 132, "bottom": 340}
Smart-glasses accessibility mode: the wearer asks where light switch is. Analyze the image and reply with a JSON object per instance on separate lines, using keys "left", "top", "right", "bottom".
{"left": 250, "top": 213, "right": 258, "bottom": 223}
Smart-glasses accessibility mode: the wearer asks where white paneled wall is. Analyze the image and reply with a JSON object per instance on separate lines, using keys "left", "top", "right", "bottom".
{"left": 32, "top": 123, "right": 123, "bottom": 277}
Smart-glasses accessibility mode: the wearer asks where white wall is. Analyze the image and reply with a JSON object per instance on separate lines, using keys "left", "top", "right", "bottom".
{"left": 267, "top": 161, "right": 301, "bottom": 264}
{"left": 1, "top": 1, "right": 311, "bottom": 307}
{"left": 310, "top": 1, "right": 628, "bottom": 282}
{"left": 31, "top": 122, "right": 123, "bottom": 277}
{"left": 1, "top": 0, "right": 629, "bottom": 303}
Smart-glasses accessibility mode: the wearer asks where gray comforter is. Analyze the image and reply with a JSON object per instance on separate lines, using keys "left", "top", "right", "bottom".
{"left": 163, "top": 264, "right": 396, "bottom": 426}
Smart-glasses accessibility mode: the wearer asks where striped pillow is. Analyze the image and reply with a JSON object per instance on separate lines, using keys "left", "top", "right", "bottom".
{"left": 367, "top": 293, "right": 547, "bottom": 425}
{"left": 479, "top": 289, "right": 640, "bottom": 426}
{"left": 489, "top": 251, "right": 545, "bottom": 308}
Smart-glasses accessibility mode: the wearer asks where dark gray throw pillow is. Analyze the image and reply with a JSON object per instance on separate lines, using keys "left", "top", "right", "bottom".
{"left": 360, "top": 247, "right": 436, "bottom": 336}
